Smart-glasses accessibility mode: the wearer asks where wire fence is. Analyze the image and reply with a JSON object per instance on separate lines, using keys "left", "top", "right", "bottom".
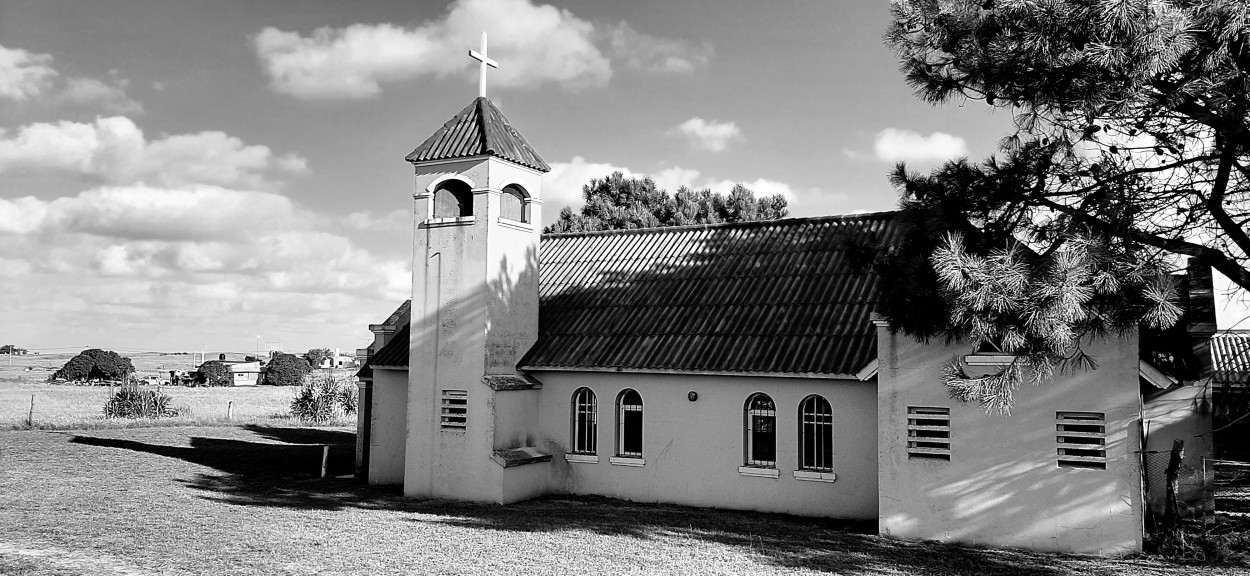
{"left": 1141, "top": 449, "right": 1217, "bottom": 524}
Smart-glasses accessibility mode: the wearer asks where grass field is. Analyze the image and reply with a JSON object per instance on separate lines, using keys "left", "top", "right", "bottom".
{"left": 0, "top": 425, "right": 1247, "bottom": 576}
{"left": 0, "top": 351, "right": 353, "bottom": 429}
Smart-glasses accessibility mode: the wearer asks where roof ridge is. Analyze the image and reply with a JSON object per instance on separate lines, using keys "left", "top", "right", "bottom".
{"left": 541, "top": 211, "right": 898, "bottom": 239}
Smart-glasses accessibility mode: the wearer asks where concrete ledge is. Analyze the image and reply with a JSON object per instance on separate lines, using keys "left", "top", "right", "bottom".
{"left": 482, "top": 374, "right": 542, "bottom": 391}
{"left": 421, "top": 216, "right": 476, "bottom": 228}
{"left": 738, "top": 466, "right": 780, "bottom": 478}
{"left": 490, "top": 447, "right": 552, "bottom": 468}
{"left": 609, "top": 456, "right": 645, "bottom": 467}
{"left": 564, "top": 453, "right": 599, "bottom": 464}
{"left": 498, "top": 218, "right": 533, "bottom": 233}
{"left": 793, "top": 470, "right": 837, "bottom": 483}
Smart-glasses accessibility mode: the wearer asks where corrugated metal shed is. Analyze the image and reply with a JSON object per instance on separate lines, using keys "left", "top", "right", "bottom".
{"left": 1213, "top": 331, "right": 1250, "bottom": 384}
{"left": 405, "top": 97, "right": 550, "bottom": 172}
{"left": 369, "top": 324, "right": 410, "bottom": 368}
{"left": 521, "top": 213, "right": 898, "bottom": 377}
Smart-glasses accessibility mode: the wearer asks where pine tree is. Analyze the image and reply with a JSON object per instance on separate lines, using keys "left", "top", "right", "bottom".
{"left": 878, "top": 0, "right": 1249, "bottom": 411}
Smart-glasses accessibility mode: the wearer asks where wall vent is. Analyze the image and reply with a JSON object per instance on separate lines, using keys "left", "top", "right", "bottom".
{"left": 441, "top": 390, "right": 468, "bottom": 428}
{"left": 1057, "top": 411, "right": 1106, "bottom": 469}
{"left": 906, "top": 406, "right": 950, "bottom": 460}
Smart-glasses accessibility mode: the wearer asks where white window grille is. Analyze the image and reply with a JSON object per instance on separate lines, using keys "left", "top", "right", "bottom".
{"left": 616, "top": 389, "right": 643, "bottom": 458}
{"left": 440, "top": 389, "right": 467, "bottom": 428}
{"left": 744, "top": 393, "right": 776, "bottom": 467}
{"left": 906, "top": 407, "right": 951, "bottom": 460}
{"left": 1057, "top": 411, "right": 1106, "bottom": 469}
{"left": 571, "top": 387, "right": 597, "bottom": 454}
{"left": 799, "top": 395, "right": 834, "bottom": 471}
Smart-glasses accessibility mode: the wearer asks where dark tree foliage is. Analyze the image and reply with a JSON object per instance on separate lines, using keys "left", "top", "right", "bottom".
{"left": 195, "top": 360, "right": 232, "bottom": 387}
{"left": 51, "top": 349, "right": 135, "bottom": 383}
{"left": 304, "top": 348, "right": 332, "bottom": 368}
{"left": 264, "top": 353, "right": 312, "bottom": 386}
{"left": 0, "top": 344, "right": 26, "bottom": 354}
{"left": 880, "top": 0, "right": 1250, "bottom": 412}
{"left": 546, "top": 172, "right": 789, "bottom": 233}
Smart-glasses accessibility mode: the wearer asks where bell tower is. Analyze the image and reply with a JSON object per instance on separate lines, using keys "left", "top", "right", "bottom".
{"left": 402, "top": 91, "right": 552, "bottom": 503}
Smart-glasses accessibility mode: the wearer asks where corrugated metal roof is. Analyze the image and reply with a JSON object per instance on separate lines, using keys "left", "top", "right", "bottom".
{"left": 521, "top": 213, "right": 898, "bottom": 376}
{"left": 369, "top": 324, "right": 410, "bottom": 368}
{"left": 1213, "top": 331, "right": 1250, "bottom": 384}
{"left": 405, "top": 97, "right": 550, "bottom": 172}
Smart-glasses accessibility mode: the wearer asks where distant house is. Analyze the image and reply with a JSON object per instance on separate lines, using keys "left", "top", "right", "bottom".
{"left": 197, "top": 359, "right": 263, "bottom": 386}
{"left": 1213, "top": 331, "right": 1250, "bottom": 459}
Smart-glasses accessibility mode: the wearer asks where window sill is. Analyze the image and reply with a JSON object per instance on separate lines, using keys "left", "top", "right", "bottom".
{"left": 738, "top": 466, "right": 779, "bottom": 478}
{"left": 794, "top": 470, "right": 837, "bottom": 483}
{"left": 497, "top": 218, "right": 532, "bottom": 232}
{"left": 609, "top": 456, "right": 644, "bottom": 467}
{"left": 422, "top": 216, "right": 476, "bottom": 228}
{"left": 564, "top": 453, "right": 598, "bottom": 464}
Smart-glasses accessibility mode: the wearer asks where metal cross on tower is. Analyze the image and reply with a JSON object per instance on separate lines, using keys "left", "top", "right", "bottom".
{"left": 469, "top": 32, "right": 498, "bottom": 98}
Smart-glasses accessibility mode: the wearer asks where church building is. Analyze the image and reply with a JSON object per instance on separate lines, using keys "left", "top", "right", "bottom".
{"left": 355, "top": 91, "right": 1216, "bottom": 557}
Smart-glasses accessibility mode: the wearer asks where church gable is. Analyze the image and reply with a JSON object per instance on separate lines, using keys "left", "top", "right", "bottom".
{"left": 521, "top": 213, "right": 898, "bottom": 377}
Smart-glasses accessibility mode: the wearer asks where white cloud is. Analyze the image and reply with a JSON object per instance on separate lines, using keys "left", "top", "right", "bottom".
{"left": 873, "top": 128, "right": 967, "bottom": 163}
{"left": 0, "top": 44, "right": 56, "bottom": 101}
{"left": 61, "top": 74, "right": 143, "bottom": 114}
{"left": 254, "top": 0, "right": 611, "bottom": 99}
{"left": 607, "top": 21, "right": 712, "bottom": 74}
{"left": 0, "top": 116, "right": 306, "bottom": 188}
{"left": 670, "top": 117, "right": 742, "bottom": 152}
{"left": 0, "top": 184, "right": 410, "bottom": 350}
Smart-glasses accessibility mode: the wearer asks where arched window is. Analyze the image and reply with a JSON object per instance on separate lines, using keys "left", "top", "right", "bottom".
{"left": 433, "top": 179, "right": 473, "bottom": 218}
{"left": 744, "top": 393, "right": 776, "bottom": 467}
{"left": 570, "top": 388, "right": 597, "bottom": 455}
{"left": 799, "top": 395, "right": 834, "bottom": 472}
{"left": 616, "top": 389, "right": 643, "bottom": 458}
{"left": 500, "top": 184, "right": 529, "bottom": 223}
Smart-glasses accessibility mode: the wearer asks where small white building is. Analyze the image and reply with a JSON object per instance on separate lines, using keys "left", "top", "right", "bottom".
{"left": 356, "top": 95, "right": 1216, "bottom": 556}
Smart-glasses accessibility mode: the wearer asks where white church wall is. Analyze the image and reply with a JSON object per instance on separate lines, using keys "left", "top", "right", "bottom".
{"left": 876, "top": 328, "right": 1145, "bottom": 556}
{"left": 368, "top": 367, "right": 408, "bottom": 485}
{"left": 531, "top": 370, "right": 879, "bottom": 519}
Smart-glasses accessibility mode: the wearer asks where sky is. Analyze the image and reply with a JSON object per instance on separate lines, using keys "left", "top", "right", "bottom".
{"left": 0, "top": 0, "right": 1246, "bottom": 355}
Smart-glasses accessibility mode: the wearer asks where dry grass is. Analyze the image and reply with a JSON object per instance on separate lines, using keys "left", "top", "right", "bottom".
{"left": 0, "top": 425, "right": 1246, "bottom": 576}
{"left": 0, "top": 352, "right": 353, "bottom": 429}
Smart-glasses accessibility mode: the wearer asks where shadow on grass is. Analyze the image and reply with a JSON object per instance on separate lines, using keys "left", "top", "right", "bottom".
{"left": 58, "top": 426, "right": 1161, "bottom": 575}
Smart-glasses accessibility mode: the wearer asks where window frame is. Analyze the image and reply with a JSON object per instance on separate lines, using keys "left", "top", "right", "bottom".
{"left": 570, "top": 387, "right": 597, "bottom": 455}
{"left": 432, "top": 179, "right": 473, "bottom": 218}
{"left": 798, "top": 394, "right": 834, "bottom": 472}
{"left": 499, "top": 184, "right": 530, "bottom": 223}
{"left": 616, "top": 389, "right": 643, "bottom": 458}
{"left": 744, "top": 393, "right": 777, "bottom": 468}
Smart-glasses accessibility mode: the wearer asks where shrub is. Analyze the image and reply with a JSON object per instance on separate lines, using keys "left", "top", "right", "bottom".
{"left": 52, "top": 349, "right": 136, "bottom": 383}
{"left": 265, "top": 353, "right": 312, "bottom": 386}
{"left": 103, "top": 383, "right": 177, "bottom": 419}
{"left": 196, "top": 360, "right": 232, "bottom": 387}
{"left": 290, "top": 371, "right": 357, "bottom": 422}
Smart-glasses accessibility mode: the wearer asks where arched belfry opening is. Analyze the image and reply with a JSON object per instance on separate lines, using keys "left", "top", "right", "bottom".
{"left": 433, "top": 179, "right": 473, "bottom": 218}
{"left": 500, "top": 184, "right": 529, "bottom": 223}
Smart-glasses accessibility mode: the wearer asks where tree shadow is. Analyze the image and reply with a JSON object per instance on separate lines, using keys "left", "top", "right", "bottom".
{"left": 60, "top": 427, "right": 1196, "bottom": 575}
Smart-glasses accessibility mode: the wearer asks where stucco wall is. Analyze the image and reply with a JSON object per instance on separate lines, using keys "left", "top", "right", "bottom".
{"left": 404, "top": 156, "right": 544, "bottom": 503}
{"left": 369, "top": 367, "right": 408, "bottom": 485}
{"left": 877, "top": 329, "right": 1145, "bottom": 556}
{"left": 529, "top": 371, "right": 879, "bottom": 519}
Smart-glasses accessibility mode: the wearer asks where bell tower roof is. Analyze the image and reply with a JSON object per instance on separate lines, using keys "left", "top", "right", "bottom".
{"left": 406, "top": 96, "right": 550, "bottom": 173}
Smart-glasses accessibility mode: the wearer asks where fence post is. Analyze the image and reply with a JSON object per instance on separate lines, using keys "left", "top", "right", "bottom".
{"left": 320, "top": 445, "right": 330, "bottom": 478}
{"left": 27, "top": 394, "right": 35, "bottom": 427}
{"left": 227, "top": 401, "right": 233, "bottom": 420}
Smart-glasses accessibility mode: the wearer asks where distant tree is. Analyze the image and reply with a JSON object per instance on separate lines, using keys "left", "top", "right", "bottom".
{"left": 51, "top": 349, "right": 135, "bottom": 383}
{"left": 304, "top": 348, "right": 333, "bottom": 369}
{"left": 0, "top": 344, "right": 27, "bottom": 354}
{"left": 195, "top": 360, "right": 232, "bottom": 387}
{"left": 546, "top": 172, "right": 788, "bottom": 233}
{"left": 265, "top": 353, "right": 312, "bottom": 386}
